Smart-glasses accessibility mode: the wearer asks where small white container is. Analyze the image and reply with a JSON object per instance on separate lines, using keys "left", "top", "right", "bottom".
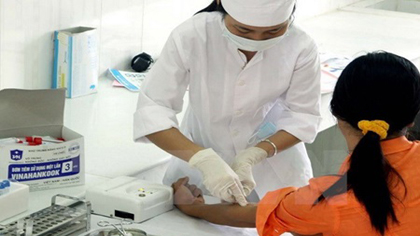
{"left": 0, "top": 182, "right": 29, "bottom": 222}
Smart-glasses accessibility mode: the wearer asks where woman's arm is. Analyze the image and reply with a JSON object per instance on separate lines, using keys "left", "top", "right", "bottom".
{"left": 256, "top": 130, "right": 300, "bottom": 157}
{"left": 173, "top": 177, "right": 256, "bottom": 227}
{"left": 178, "top": 202, "right": 257, "bottom": 227}
{"left": 146, "top": 128, "right": 204, "bottom": 161}
{"left": 173, "top": 178, "right": 328, "bottom": 236}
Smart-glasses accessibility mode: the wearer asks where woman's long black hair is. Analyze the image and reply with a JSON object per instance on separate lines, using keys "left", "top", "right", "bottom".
{"left": 317, "top": 51, "right": 420, "bottom": 235}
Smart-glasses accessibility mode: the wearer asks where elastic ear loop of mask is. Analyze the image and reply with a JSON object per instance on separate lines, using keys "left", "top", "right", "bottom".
{"left": 247, "top": 132, "right": 259, "bottom": 145}
{"left": 247, "top": 122, "right": 277, "bottom": 145}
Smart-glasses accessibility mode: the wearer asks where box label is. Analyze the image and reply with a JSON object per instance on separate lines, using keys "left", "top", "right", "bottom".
{"left": 1, "top": 139, "right": 84, "bottom": 190}
{"left": 8, "top": 156, "right": 80, "bottom": 181}
{"left": 10, "top": 149, "right": 24, "bottom": 161}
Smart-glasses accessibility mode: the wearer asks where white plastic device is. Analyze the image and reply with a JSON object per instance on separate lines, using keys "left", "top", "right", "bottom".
{"left": 0, "top": 181, "right": 29, "bottom": 222}
{"left": 85, "top": 176, "right": 173, "bottom": 222}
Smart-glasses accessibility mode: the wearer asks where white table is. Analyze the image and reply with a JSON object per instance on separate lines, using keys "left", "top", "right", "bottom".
{"left": 0, "top": 174, "right": 110, "bottom": 225}
{"left": 0, "top": 174, "right": 263, "bottom": 236}
{"left": 88, "top": 207, "right": 259, "bottom": 236}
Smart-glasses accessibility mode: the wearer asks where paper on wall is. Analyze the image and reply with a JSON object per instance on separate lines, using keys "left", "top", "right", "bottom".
{"left": 320, "top": 53, "right": 353, "bottom": 94}
{"left": 108, "top": 69, "right": 147, "bottom": 92}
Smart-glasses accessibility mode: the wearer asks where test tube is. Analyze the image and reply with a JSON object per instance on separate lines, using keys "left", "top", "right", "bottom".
{"left": 25, "top": 218, "right": 33, "bottom": 236}
{"left": 16, "top": 218, "right": 25, "bottom": 236}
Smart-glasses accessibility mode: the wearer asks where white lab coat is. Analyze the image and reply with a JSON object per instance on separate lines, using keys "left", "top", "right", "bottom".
{"left": 134, "top": 12, "right": 321, "bottom": 198}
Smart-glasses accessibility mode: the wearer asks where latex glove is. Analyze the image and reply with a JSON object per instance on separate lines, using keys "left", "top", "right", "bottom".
{"left": 231, "top": 147, "right": 268, "bottom": 196}
{"left": 189, "top": 148, "right": 248, "bottom": 206}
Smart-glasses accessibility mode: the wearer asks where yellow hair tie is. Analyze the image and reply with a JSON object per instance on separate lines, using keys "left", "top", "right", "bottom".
{"left": 357, "top": 120, "right": 390, "bottom": 140}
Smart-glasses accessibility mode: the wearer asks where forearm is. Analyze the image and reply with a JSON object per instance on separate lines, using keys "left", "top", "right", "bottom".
{"left": 146, "top": 128, "right": 204, "bottom": 161}
{"left": 256, "top": 130, "right": 300, "bottom": 157}
{"left": 178, "top": 202, "right": 257, "bottom": 228}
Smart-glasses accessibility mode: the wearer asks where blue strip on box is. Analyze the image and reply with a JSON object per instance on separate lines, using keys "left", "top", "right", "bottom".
{"left": 7, "top": 156, "right": 81, "bottom": 181}
{"left": 68, "top": 36, "right": 73, "bottom": 98}
{"left": 109, "top": 69, "right": 140, "bottom": 91}
{"left": 52, "top": 31, "right": 60, "bottom": 89}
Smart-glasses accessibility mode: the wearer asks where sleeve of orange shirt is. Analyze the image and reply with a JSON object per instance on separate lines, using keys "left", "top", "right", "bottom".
{"left": 256, "top": 177, "right": 340, "bottom": 236}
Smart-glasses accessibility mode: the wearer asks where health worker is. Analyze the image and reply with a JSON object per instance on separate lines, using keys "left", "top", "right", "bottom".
{"left": 133, "top": 0, "right": 321, "bottom": 205}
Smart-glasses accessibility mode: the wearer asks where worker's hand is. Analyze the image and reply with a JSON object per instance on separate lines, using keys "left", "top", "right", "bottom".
{"left": 231, "top": 147, "right": 268, "bottom": 196}
{"left": 172, "top": 177, "right": 204, "bottom": 205}
{"left": 189, "top": 148, "right": 248, "bottom": 206}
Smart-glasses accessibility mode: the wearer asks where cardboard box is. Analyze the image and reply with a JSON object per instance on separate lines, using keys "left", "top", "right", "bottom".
{"left": 0, "top": 89, "right": 85, "bottom": 191}
{"left": 53, "top": 27, "right": 98, "bottom": 98}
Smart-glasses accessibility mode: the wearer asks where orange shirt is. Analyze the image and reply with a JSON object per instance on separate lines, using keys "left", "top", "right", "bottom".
{"left": 256, "top": 136, "right": 420, "bottom": 236}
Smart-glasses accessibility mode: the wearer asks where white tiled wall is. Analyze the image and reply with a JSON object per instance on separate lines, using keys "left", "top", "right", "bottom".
{"left": 0, "top": 0, "right": 361, "bottom": 90}
{"left": 0, "top": 0, "right": 101, "bottom": 89}
{"left": 99, "top": 0, "right": 145, "bottom": 76}
{"left": 142, "top": 0, "right": 209, "bottom": 58}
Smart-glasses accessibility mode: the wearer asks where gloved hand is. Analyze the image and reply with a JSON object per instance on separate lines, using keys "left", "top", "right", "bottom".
{"left": 189, "top": 148, "right": 248, "bottom": 206}
{"left": 231, "top": 147, "right": 268, "bottom": 196}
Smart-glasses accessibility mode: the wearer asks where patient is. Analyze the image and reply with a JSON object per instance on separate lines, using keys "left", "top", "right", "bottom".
{"left": 171, "top": 51, "right": 420, "bottom": 236}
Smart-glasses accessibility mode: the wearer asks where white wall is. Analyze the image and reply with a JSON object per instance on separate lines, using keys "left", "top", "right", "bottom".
{"left": 0, "top": 0, "right": 101, "bottom": 89}
{"left": 99, "top": 0, "right": 145, "bottom": 79}
{"left": 355, "top": 0, "right": 420, "bottom": 14}
{"left": 142, "top": 0, "right": 210, "bottom": 59}
{"left": 296, "top": 0, "right": 362, "bottom": 20}
{"left": 0, "top": 0, "right": 209, "bottom": 89}
{"left": 0, "top": 0, "right": 361, "bottom": 90}
{"left": 398, "top": 0, "right": 420, "bottom": 14}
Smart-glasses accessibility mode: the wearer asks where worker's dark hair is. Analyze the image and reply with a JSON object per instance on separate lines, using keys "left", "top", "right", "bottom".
{"left": 195, "top": 0, "right": 227, "bottom": 15}
{"left": 317, "top": 51, "right": 420, "bottom": 235}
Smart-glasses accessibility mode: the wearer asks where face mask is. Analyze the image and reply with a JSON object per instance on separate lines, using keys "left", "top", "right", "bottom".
{"left": 248, "top": 122, "right": 277, "bottom": 144}
{"left": 221, "top": 21, "right": 287, "bottom": 52}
